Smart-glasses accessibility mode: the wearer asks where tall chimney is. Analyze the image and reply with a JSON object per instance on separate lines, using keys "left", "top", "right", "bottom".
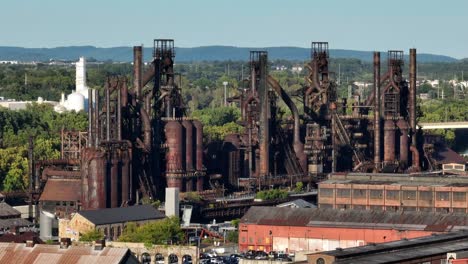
{"left": 409, "top": 49, "right": 417, "bottom": 145}
{"left": 258, "top": 53, "right": 270, "bottom": 178}
{"left": 133, "top": 46, "right": 143, "bottom": 99}
{"left": 373, "top": 52, "right": 381, "bottom": 171}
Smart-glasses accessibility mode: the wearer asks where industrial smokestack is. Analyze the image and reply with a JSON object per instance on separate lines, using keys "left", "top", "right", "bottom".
{"left": 409, "top": 49, "right": 417, "bottom": 145}
{"left": 133, "top": 46, "right": 142, "bottom": 99}
{"left": 258, "top": 53, "right": 269, "bottom": 178}
{"left": 373, "top": 52, "right": 381, "bottom": 171}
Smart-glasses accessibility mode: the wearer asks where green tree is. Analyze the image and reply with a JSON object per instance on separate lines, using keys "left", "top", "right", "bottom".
{"left": 80, "top": 229, "right": 104, "bottom": 242}
{"left": 118, "top": 216, "right": 184, "bottom": 245}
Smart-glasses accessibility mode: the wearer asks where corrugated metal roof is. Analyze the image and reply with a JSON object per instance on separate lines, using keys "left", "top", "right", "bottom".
{"left": 0, "top": 243, "right": 133, "bottom": 264}
{"left": 78, "top": 204, "right": 165, "bottom": 225}
{"left": 39, "top": 179, "right": 81, "bottom": 202}
{"left": 0, "top": 217, "right": 32, "bottom": 229}
{"left": 241, "top": 207, "right": 468, "bottom": 231}
{"left": 311, "top": 231, "right": 468, "bottom": 263}
{"left": 0, "top": 202, "right": 21, "bottom": 218}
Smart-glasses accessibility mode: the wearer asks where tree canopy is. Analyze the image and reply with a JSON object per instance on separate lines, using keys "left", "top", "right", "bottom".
{"left": 118, "top": 216, "right": 184, "bottom": 245}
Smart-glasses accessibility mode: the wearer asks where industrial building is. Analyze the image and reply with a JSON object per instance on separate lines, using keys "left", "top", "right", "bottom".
{"left": 306, "top": 231, "right": 468, "bottom": 264}
{"left": 238, "top": 206, "right": 468, "bottom": 253}
{"left": 59, "top": 205, "right": 165, "bottom": 241}
{"left": 54, "top": 56, "right": 89, "bottom": 113}
{"left": 318, "top": 172, "right": 468, "bottom": 213}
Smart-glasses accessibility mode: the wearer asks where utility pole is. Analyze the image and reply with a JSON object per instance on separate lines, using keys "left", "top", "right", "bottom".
{"left": 223, "top": 81, "right": 228, "bottom": 106}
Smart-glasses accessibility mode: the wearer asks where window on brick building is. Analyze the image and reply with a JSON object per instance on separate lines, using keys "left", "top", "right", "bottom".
{"left": 436, "top": 192, "right": 450, "bottom": 201}
{"left": 386, "top": 190, "right": 399, "bottom": 200}
{"left": 319, "top": 188, "right": 334, "bottom": 197}
{"left": 353, "top": 189, "right": 367, "bottom": 198}
{"left": 453, "top": 208, "right": 466, "bottom": 213}
{"left": 402, "top": 190, "right": 416, "bottom": 200}
{"left": 419, "top": 191, "right": 433, "bottom": 201}
{"left": 370, "top": 190, "right": 383, "bottom": 199}
{"left": 337, "top": 189, "right": 350, "bottom": 198}
{"left": 453, "top": 192, "right": 466, "bottom": 201}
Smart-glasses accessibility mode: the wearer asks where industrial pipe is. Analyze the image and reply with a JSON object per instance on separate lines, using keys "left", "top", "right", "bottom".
{"left": 110, "top": 151, "right": 119, "bottom": 208}
{"left": 105, "top": 81, "right": 111, "bottom": 141}
{"left": 94, "top": 89, "right": 100, "bottom": 147}
{"left": 373, "top": 52, "right": 381, "bottom": 170}
{"left": 88, "top": 88, "right": 93, "bottom": 147}
{"left": 397, "top": 119, "right": 409, "bottom": 167}
{"left": 133, "top": 46, "right": 142, "bottom": 99}
{"left": 139, "top": 108, "right": 152, "bottom": 151}
{"left": 267, "top": 75, "right": 306, "bottom": 172}
{"left": 182, "top": 120, "right": 194, "bottom": 172}
{"left": 383, "top": 119, "right": 396, "bottom": 163}
{"left": 121, "top": 80, "right": 128, "bottom": 107}
{"left": 193, "top": 120, "right": 204, "bottom": 172}
{"left": 409, "top": 49, "right": 417, "bottom": 145}
{"left": 258, "top": 53, "right": 269, "bottom": 177}
{"left": 410, "top": 145, "right": 421, "bottom": 171}
{"left": 117, "top": 82, "right": 122, "bottom": 141}
{"left": 121, "top": 148, "right": 130, "bottom": 204}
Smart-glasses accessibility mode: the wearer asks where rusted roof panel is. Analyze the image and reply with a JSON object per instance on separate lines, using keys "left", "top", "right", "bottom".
{"left": 39, "top": 179, "right": 81, "bottom": 202}
{"left": 433, "top": 145, "right": 466, "bottom": 165}
{"left": 241, "top": 206, "right": 468, "bottom": 231}
{"left": 0, "top": 243, "right": 132, "bottom": 264}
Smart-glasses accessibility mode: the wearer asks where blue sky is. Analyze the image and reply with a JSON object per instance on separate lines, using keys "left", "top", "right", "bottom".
{"left": 1, "top": 0, "right": 467, "bottom": 58}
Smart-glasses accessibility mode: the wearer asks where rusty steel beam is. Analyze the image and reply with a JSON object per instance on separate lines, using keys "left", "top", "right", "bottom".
{"left": 373, "top": 52, "right": 381, "bottom": 170}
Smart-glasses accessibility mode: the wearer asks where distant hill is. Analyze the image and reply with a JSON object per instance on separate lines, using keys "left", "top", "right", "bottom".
{"left": 0, "top": 45, "right": 458, "bottom": 63}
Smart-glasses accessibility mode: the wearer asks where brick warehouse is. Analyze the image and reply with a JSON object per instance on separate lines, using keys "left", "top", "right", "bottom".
{"left": 238, "top": 206, "right": 468, "bottom": 253}
{"left": 318, "top": 173, "right": 468, "bottom": 213}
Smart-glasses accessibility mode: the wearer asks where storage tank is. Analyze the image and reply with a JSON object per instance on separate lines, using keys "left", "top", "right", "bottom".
{"left": 82, "top": 148, "right": 107, "bottom": 209}
{"left": 165, "top": 120, "right": 183, "bottom": 188}
{"left": 67, "top": 92, "right": 85, "bottom": 112}
{"left": 40, "top": 210, "right": 57, "bottom": 241}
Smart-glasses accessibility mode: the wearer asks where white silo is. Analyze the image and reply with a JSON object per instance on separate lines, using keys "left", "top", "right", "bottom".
{"left": 40, "top": 210, "right": 57, "bottom": 241}
{"left": 75, "top": 57, "right": 89, "bottom": 99}
{"left": 67, "top": 92, "right": 85, "bottom": 112}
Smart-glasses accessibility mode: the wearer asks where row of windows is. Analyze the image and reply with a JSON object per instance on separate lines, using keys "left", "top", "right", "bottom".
{"left": 323, "top": 204, "right": 467, "bottom": 213}
{"left": 320, "top": 188, "right": 467, "bottom": 201}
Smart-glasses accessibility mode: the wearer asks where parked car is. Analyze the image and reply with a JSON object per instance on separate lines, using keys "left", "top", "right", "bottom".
{"left": 268, "top": 251, "right": 278, "bottom": 259}
{"left": 210, "top": 257, "right": 224, "bottom": 264}
{"left": 276, "top": 253, "right": 292, "bottom": 262}
{"left": 254, "top": 251, "right": 268, "bottom": 260}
